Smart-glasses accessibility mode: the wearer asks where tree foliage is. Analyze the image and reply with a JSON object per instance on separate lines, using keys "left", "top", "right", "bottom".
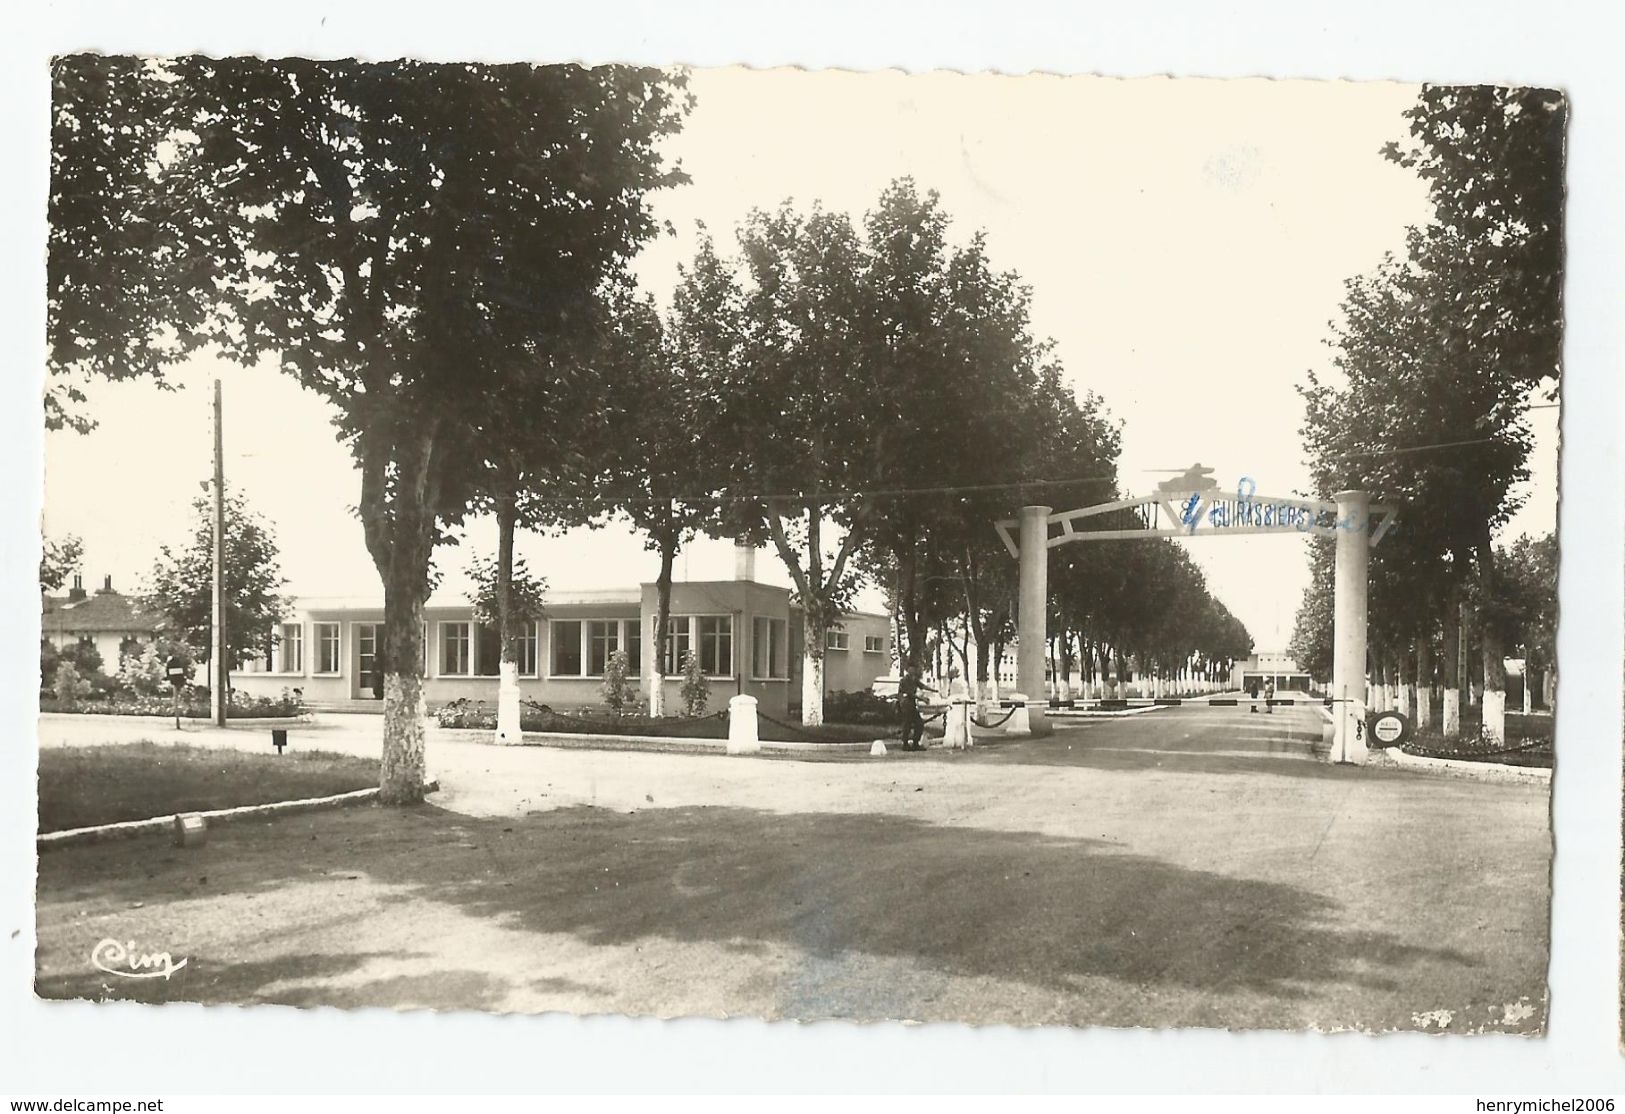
{"left": 39, "top": 534, "right": 85, "bottom": 593}
{"left": 145, "top": 486, "right": 289, "bottom": 671}
{"left": 49, "top": 56, "right": 691, "bottom": 800}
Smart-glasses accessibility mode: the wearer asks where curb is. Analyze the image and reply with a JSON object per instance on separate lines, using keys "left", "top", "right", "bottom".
{"left": 1379, "top": 748, "right": 1552, "bottom": 785}
{"left": 37, "top": 712, "right": 312, "bottom": 729}
{"left": 36, "top": 779, "right": 441, "bottom": 851}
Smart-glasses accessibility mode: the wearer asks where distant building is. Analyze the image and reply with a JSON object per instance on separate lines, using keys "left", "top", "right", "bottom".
{"left": 1230, "top": 652, "right": 1312, "bottom": 694}
{"left": 40, "top": 574, "right": 166, "bottom": 668}
{"left": 232, "top": 549, "right": 891, "bottom": 717}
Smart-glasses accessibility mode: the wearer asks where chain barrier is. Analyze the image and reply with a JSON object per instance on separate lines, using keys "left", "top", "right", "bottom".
{"left": 1400, "top": 737, "right": 1552, "bottom": 760}
{"left": 972, "top": 706, "right": 1019, "bottom": 730}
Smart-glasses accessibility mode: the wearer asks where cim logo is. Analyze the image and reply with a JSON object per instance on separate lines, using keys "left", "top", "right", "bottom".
{"left": 91, "top": 937, "right": 189, "bottom": 980}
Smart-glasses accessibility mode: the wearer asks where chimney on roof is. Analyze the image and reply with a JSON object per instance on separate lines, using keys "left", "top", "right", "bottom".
{"left": 96, "top": 574, "right": 114, "bottom": 595}
{"left": 733, "top": 541, "right": 757, "bottom": 583}
{"left": 68, "top": 574, "right": 87, "bottom": 602}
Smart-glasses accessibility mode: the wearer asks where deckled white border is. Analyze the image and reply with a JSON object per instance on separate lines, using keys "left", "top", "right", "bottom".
{"left": 2, "top": 0, "right": 1622, "bottom": 1096}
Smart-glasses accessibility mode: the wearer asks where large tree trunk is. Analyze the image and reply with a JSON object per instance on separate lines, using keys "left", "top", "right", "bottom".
{"left": 1479, "top": 547, "right": 1507, "bottom": 745}
{"left": 648, "top": 532, "right": 677, "bottom": 717}
{"left": 363, "top": 426, "right": 440, "bottom": 806}
{"left": 1442, "top": 595, "right": 1462, "bottom": 738}
{"left": 1415, "top": 639, "right": 1433, "bottom": 731}
{"left": 494, "top": 493, "right": 522, "bottom": 745}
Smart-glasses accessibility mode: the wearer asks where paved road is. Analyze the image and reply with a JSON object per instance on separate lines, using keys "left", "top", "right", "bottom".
{"left": 34, "top": 705, "right": 1550, "bottom": 1032}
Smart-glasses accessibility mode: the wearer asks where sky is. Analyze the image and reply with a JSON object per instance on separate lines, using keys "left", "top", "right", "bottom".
{"left": 41, "top": 68, "right": 1560, "bottom": 652}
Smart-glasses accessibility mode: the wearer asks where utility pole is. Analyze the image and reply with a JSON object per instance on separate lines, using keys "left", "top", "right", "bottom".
{"left": 211, "top": 378, "right": 226, "bottom": 727}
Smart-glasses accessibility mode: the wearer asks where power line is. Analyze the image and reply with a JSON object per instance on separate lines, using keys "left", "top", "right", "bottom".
{"left": 505, "top": 416, "right": 1555, "bottom": 509}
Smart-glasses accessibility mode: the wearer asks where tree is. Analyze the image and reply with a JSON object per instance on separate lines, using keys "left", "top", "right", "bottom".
{"left": 1286, "top": 537, "right": 1336, "bottom": 684}
{"left": 1383, "top": 85, "right": 1566, "bottom": 397}
{"left": 146, "top": 486, "right": 288, "bottom": 674}
{"left": 50, "top": 57, "right": 690, "bottom": 801}
{"left": 466, "top": 550, "right": 549, "bottom": 737}
{"left": 674, "top": 203, "right": 872, "bottom": 725}
{"left": 599, "top": 289, "right": 720, "bottom": 716}
{"left": 678, "top": 650, "right": 710, "bottom": 717}
{"left": 601, "top": 650, "right": 637, "bottom": 717}
{"left": 40, "top": 534, "right": 84, "bottom": 593}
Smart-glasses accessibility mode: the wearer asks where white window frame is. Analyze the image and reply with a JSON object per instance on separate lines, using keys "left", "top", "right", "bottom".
{"left": 751, "top": 616, "right": 790, "bottom": 681}
{"left": 313, "top": 622, "right": 341, "bottom": 676}
{"left": 438, "top": 620, "right": 473, "bottom": 677}
{"left": 273, "top": 621, "right": 304, "bottom": 675}
{"left": 826, "top": 629, "right": 850, "bottom": 651}
{"left": 550, "top": 618, "right": 640, "bottom": 679}
{"left": 863, "top": 634, "right": 885, "bottom": 655}
{"left": 695, "top": 615, "right": 734, "bottom": 679}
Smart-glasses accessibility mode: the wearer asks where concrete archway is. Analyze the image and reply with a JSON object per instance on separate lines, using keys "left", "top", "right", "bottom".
{"left": 997, "top": 480, "right": 1394, "bottom": 764}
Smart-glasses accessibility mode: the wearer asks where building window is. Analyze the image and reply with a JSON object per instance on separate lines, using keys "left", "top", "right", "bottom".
{"left": 753, "top": 616, "right": 788, "bottom": 679}
{"left": 864, "top": 634, "right": 885, "bottom": 654}
{"left": 662, "top": 616, "right": 692, "bottom": 675}
{"left": 826, "top": 629, "right": 850, "bottom": 651}
{"left": 698, "top": 616, "right": 733, "bottom": 676}
{"left": 275, "top": 623, "right": 303, "bottom": 672}
{"left": 440, "top": 622, "right": 471, "bottom": 676}
{"left": 623, "top": 619, "right": 641, "bottom": 675}
{"left": 517, "top": 623, "right": 538, "bottom": 676}
{"left": 475, "top": 623, "right": 502, "bottom": 677}
{"left": 315, "top": 622, "right": 341, "bottom": 674}
{"left": 551, "top": 620, "right": 583, "bottom": 677}
{"left": 588, "top": 620, "right": 620, "bottom": 676}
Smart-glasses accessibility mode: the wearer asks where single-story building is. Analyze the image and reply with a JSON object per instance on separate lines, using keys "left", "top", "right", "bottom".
{"left": 1230, "top": 652, "right": 1313, "bottom": 694}
{"left": 41, "top": 575, "right": 166, "bottom": 668}
{"left": 232, "top": 555, "right": 892, "bottom": 719}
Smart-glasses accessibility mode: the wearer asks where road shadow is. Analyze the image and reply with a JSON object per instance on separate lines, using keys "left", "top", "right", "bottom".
{"left": 38, "top": 802, "right": 1476, "bottom": 1016}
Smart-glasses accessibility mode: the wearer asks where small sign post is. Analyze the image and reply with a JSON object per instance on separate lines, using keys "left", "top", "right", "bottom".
{"left": 166, "top": 657, "right": 189, "bottom": 730}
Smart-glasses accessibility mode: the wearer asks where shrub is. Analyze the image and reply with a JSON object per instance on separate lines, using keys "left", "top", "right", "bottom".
{"left": 53, "top": 661, "right": 90, "bottom": 710}
{"left": 679, "top": 650, "right": 709, "bottom": 717}
{"left": 39, "top": 639, "right": 61, "bottom": 697}
{"left": 823, "top": 688, "right": 899, "bottom": 725}
{"left": 117, "top": 642, "right": 172, "bottom": 698}
{"left": 601, "top": 650, "right": 638, "bottom": 717}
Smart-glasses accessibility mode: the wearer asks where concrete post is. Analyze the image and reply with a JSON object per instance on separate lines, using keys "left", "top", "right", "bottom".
{"left": 1017, "top": 505, "right": 1051, "bottom": 735}
{"left": 943, "top": 679, "right": 973, "bottom": 750}
{"left": 1330, "top": 490, "right": 1370, "bottom": 765}
{"left": 726, "top": 693, "right": 760, "bottom": 755}
{"left": 1005, "top": 693, "right": 1031, "bottom": 736}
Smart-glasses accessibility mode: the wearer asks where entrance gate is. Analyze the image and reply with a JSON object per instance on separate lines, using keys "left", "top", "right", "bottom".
{"left": 995, "top": 473, "right": 1394, "bottom": 764}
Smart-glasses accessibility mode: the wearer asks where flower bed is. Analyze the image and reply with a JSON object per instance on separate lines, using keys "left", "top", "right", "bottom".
{"left": 1398, "top": 710, "right": 1553, "bottom": 769}
{"left": 39, "top": 688, "right": 308, "bottom": 720}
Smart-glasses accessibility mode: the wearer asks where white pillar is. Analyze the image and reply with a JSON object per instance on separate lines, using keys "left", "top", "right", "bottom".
{"left": 1330, "top": 490, "right": 1369, "bottom": 765}
{"left": 943, "top": 680, "right": 973, "bottom": 749}
{"left": 1017, "top": 505, "right": 1051, "bottom": 735}
{"left": 726, "top": 694, "right": 760, "bottom": 755}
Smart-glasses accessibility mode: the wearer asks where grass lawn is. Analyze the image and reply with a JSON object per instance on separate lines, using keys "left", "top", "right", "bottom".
{"left": 38, "top": 742, "right": 381, "bottom": 834}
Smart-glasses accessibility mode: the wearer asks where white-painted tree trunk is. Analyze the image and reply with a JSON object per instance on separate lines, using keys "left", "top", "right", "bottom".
{"left": 1482, "top": 687, "right": 1506, "bottom": 745}
{"left": 1442, "top": 688, "right": 1461, "bottom": 737}
{"left": 381, "top": 672, "right": 428, "bottom": 801}
{"left": 801, "top": 645, "right": 824, "bottom": 726}
{"left": 1522, "top": 675, "right": 1532, "bottom": 714}
{"left": 495, "top": 659, "right": 522, "bottom": 744}
{"left": 648, "top": 669, "right": 665, "bottom": 717}
{"left": 1398, "top": 682, "right": 1412, "bottom": 718}
{"left": 1415, "top": 686, "right": 1431, "bottom": 731}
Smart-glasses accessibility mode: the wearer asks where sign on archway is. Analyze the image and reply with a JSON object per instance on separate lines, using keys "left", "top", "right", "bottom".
{"left": 996, "top": 471, "right": 1394, "bottom": 765}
